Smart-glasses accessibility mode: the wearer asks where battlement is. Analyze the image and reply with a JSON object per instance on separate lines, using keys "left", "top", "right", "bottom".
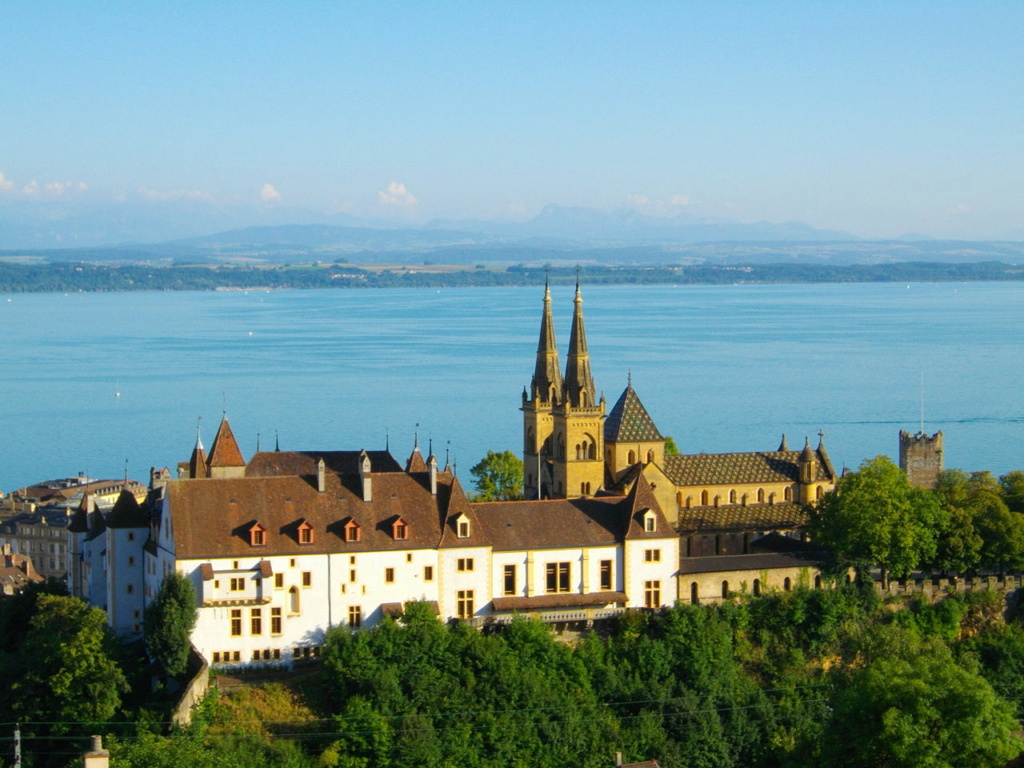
{"left": 899, "top": 430, "right": 943, "bottom": 489}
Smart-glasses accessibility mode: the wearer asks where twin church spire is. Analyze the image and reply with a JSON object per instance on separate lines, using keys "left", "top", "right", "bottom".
{"left": 528, "top": 278, "right": 598, "bottom": 409}
{"left": 523, "top": 279, "right": 605, "bottom": 499}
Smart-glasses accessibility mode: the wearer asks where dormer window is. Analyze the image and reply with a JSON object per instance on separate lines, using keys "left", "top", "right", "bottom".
{"left": 643, "top": 510, "right": 657, "bottom": 533}
{"left": 249, "top": 523, "right": 267, "bottom": 547}
{"left": 297, "top": 520, "right": 315, "bottom": 545}
{"left": 392, "top": 517, "right": 408, "bottom": 541}
{"left": 343, "top": 519, "right": 361, "bottom": 543}
{"left": 455, "top": 513, "right": 471, "bottom": 539}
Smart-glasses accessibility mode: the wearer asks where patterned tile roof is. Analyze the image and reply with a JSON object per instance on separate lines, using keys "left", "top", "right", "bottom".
{"left": 676, "top": 502, "right": 807, "bottom": 534}
{"left": 605, "top": 386, "right": 664, "bottom": 443}
{"left": 662, "top": 449, "right": 833, "bottom": 486}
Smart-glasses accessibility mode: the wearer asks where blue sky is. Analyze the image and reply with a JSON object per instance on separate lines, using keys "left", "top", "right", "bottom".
{"left": 3, "top": 2, "right": 1023, "bottom": 239}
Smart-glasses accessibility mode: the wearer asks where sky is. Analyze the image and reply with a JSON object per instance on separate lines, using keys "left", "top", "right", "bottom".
{"left": 3, "top": 2, "right": 1023, "bottom": 240}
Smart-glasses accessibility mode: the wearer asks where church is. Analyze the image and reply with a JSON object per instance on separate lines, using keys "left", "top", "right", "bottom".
{"left": 521, "top": 280, "right": 836, "bottom": 596}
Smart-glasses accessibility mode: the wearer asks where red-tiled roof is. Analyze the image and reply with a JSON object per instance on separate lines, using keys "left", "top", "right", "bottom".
{"left": 246, "top": 450, "right": 401, "bottom": 478}
{"left": 208, "top": 417, "right": 246, "bottom": 468}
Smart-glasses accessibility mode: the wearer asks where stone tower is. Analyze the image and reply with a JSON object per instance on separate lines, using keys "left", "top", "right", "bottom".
{"left": 550, "top": 281, "right": 606, "bottom": 497}
{"left": 899, "top": 430, "right": 943, "bottom": 489}
{"left": 522, "top": 280, "right": 563, "bottom": 499}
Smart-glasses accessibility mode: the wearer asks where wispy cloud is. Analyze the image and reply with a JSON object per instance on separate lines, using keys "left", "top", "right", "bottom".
{"left": 0, "top": 172, "right": 14, "bottom": 192}
{"left": 377, "top": 181, "right": 418, "bottom": 208}
{"left": 0, "top": 171, "right": 89, "bottom": 197}
{"left": 260, "top": 183, "right": 283, "bottom": 203}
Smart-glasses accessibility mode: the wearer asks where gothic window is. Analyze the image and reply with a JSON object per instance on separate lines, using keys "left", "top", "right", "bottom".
{"left": 575, "top": 443, "right": 582, "bottom": 460}
{"left": 628, "top": 450, "right": 636, "bottom": 464}
{"left": 701, "top": 490, "right": 709, "bottom": 505}
{"left": 729, "top": 489, "right": 737, "bottom": 504}
{"left": 589, "top": 441, "right": 596, "bottom": 460}
{"left": 757, "top": 488, "right": 765, "bottom": 503}
{"left": 784, "top": 487, "right": 792, "bottom": 502}
{"left": 784, "top": 577, "right": 792, "bottom": 591}
{"left": 690, "top": 582, "right": 699, "bottom": 605}
{"left": 721, "top": 581, "right": 730, "bottom": 599}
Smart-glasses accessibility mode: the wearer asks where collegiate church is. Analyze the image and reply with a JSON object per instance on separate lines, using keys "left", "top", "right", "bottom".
{"left": 522, "top": 279, "right": 837, "bottom": 558}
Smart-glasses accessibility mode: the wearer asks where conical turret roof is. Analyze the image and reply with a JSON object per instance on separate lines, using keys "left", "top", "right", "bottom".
{"left": 562, "top": 281, "right": 596, "bottom": 408}
{"left": 208, "top": 414, "right": 246, "bottom": 469}
{"left": 530, "top": 281, "right": 562, "bottom": 404}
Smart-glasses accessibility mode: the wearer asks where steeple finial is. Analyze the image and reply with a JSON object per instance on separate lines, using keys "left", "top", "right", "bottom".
{"left": 275, "top": 430, "right": 280, "bottom": 452}
{"left": 628, "top": 369, "right": 632, "bottom": 387}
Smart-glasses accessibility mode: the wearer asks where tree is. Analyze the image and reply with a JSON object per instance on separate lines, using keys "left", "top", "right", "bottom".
{"left": 932, "top": 470, "right": 984, "bottom": 574}
{"left": 807, "top": 456, "right": 946, "bottom": 581}
{"left": 999, "top": 469, "right": 1024, "bottom": 514}
{"left": 10, "top": 594, "right": 128, "bottom": 727}
{"left": 664, "top": 436, "right": 680, "bottom": 456}
{"left": 820, "top": 631, "right": 1021, "bottom": 768}
{"left": 145, "top": 572, "right": 199, "bottom": 676}
{"left": 469, "top": 450, "right": 524, "bottom": 501}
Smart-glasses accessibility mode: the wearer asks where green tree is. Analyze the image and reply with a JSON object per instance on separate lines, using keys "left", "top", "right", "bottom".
{"left": 932, "top": 470, "right": 984, "bottom": 574}
{"left": 999, "top": 469, "right": 1024, "bottom": 514}
{"left": 664, "top": 436, "right": 680, "bottom": 456}
{"left": 469, "top": 450, "right": 524, "bottom": 501}
{"left": 807, "top": 456, "right": 946, "bottom": 581}
{"left": 10, "top": 594, "right": 128, "bottom": 728}
{"left": 145, "top": 572, "right": 199, "bottom": 676}
{"left": 820, "top": 631, "right": 1021, "bottom": 768}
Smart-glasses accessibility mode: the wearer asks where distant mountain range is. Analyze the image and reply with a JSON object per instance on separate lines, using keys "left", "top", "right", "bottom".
{"left": 2, "top": 201, "right": 1024, "bottom": 266}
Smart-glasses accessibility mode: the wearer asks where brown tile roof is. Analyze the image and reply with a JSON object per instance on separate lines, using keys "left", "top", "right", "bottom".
{"left": 405, "top": 448, "right": 428, "bottom": 473}
{"left": 107, "top": 490, "right": 149, "bottom": 529}
{"left": 491, "top": 591, "right": 628, "bottom": 612}
{"left": 246, "top": 450, "right": 401, "bottom": 478}
{"left": 677, "top": 502, "right": 807, "bottom": 534}
{"left": 605, "top": 386, "right": 663, "bottom": 443}
{"left": 662, "top": 449, "right": 833, "bottom": 487}
{"left": 166, "top": 469, "right": 460, "bottom": 560}
{"left": 208, "top": 417, "right": 246, "bottom": 468}
{"left": 678, "top": 551, "right": 823, "bottom": 574}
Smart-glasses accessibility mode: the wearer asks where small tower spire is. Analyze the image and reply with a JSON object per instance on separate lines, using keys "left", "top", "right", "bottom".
{"left": 563, "top": 278, "right": 596, "bottom": 408}
{"left": 530, "top": 279, "right": 562, "bottom": 404}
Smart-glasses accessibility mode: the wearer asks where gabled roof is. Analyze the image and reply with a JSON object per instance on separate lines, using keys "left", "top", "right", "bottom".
{"left": 67, "top": 493, "right": 92, "bottom": 533}
{"left": 623, "top": 473, "right": 672, "bottom": 539}
{"left": 208, "top": 416, "right": 246, "bottom": 468}
{"left": 166, "top": 467, "right": 462, "bottom": 559}
{"left": 662, "top": 448, "right": 834, "bottom": 487}
{"left": 246, "top": 450, "right": 402, "bottom": 477}
{"left": 107, "top": 489, "right": 149, "bottom": 529}
{"left": 605, "top": 385, "right": 663, "bottom": 443}
{"left": 406, "top": 447, "right": 427, "bottom": 473}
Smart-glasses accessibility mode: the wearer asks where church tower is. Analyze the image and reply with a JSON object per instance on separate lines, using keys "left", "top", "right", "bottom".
{"left": 522, "top": 280, "right": 562, "bottom": 499}
{"left": 550, "top": 281, "right": 606, "bottom": 497}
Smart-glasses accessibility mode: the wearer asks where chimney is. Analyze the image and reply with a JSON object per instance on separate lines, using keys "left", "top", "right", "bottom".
{"left": 317, "top": 458, "right": 326, "bottom": 494}
{"left": 429, "top": 454, "right": 438, "bottom": 496}
{"left": 359, "top": 451, "right": 372, "bottom": 502}
{"left": 83, "top": 735, "right": 110, "bottom": 767}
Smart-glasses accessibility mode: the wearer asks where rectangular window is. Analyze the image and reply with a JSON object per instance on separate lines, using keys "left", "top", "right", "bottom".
{"left": 456, "top": 589, "right": 475, "bottom": 619}
{"left": 545, "top": 562, "right": 571, "bottom": 593}
{"left": 644, "top": 580, "right": 661, "bottom": 609}
{"left": 406, "top": 553, "right": 413, "bottom": 562}
{"left": 213, "top": 652, "right": 221, "bottom": 663}
{"left": 457, "top": 558, "right": 474, "bottom": 572}
{"left": 385, "top": 567, "right": 395, "bottom": 583}
{"left": 503, "top": 564, "right": 516, "bottom": 596}
{"left": 274, "top": 573, "right": 284, "bottom": 588}
{"left": 350, "top": 569, "right": 357, "bottom": 583}
{"left": 252, "top": 528, "right": 265, "bottom": 546}
{"left": 301, "top": 571, "right": 312, "bottom": 587}
{"left": 127, "top": 532, "right": 135, "bottom": 542}
{"left": 126, "top": 584, "right": 134, "bottom": 595}
{"left": 458, "top": 521, "right": 470, "bottom": 538}
{"left": 230, "top": 577, "right": 245, "bottom": 591}
{"left": 644, "top": 549, "right": 661, "bottom": 563}
{"left": 127, "top": 556, "right": 135, "bottom": 566}
{"left": 600, "top": 560, "right": 613, "bottom": 591}
{"left": 299, "top": 527, "right": 312, "bottom": 544}
{"left": 250, "top": 608, "right": 262, "bottom": 635}
{"left": 644, "top": 516, "right": 656, "bottom": 532}
{"left": 424, "top": 565, "right": 434, "bottom": 581}
{"left": 349, "top": 605, "right": 362, "bottom": 628}
{"left": 394, "top": 522, "right": 408, "bottom": 540}
{"left": 271, "top": 607, "right": 282, "bottom": 635}
{"left": 230, "top": 609, "right": 242, "bottom": 636}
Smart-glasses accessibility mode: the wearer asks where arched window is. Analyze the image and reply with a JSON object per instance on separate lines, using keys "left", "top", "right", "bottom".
{"left": 721, "top": 581, "right": 729, "bottom": 599}
{"left": 729, "top": 489, "right": 737, "bottom": 504}
{"left": 690, "top": 582, "right": 699, "bottom": 605}
{"left": 753, "top": 578, "right": 761, "bottom": 596}
{"left": 676, "top": 491, "right": 683, "bottom": 507}
{"left": 784, "top": 577, "right": 792, "bottom": 592}
{"left": 816, "top": 486, "right": 824, "bottom": 500}
{"left": 757, "top": 488, "right": 765, "bottom": 503}
{"left": 527, "top": 427, "right": 535, "bottom": 453}
{"left": 557, "top": 435, "right": 565, "bottom": 460}
{"left": 589, "top": 442, "right": 596, "bottom": 460}
{"left": 713, "top": 495, "right": 720, "bottom": 508}
{"left": 288, "top": 586, "right": 300, "bottom": 614}
{"left": 768, "top": 492, "right": 776, "bottom": 505}
{"left": 701, "top": 490, "right": 709, "bottom": 506}
{"left": 784, "top": 487, "right": 792, "bottom": 502}
{"left": 628, "top": 450, "right": 636, "bottom": 464}
{"left": 815, "top": 574, "right": 823, "bottom": 589}
{"left": 575, "top": 443, "right": 582, "bottom": 460}
{"left": 741, "top": 493, "right": 749, "bottom": 507}
{"left": 685, "top": 496, "right": 692, "bottom": 509}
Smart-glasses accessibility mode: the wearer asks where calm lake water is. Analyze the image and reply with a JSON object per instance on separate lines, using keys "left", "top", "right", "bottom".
{"left": 1, "top": 282, "right": 1021, "bottom": 491}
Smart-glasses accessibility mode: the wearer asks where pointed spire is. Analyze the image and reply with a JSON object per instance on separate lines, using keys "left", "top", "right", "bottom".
{"left": 275, "top": 430, "right": 280, "bottom": 452}
{"left": 778, "top": 433, "right": 789, "bottom": 452}
{"left": 531, "top": 279, "right": 562, "bottom": 404}
{"left": 799, "top": 436, "right": 815, "bottom": 463}
{"left": 208, "top": 413, "right": 246, "bottom": 470}
{"left": 563, "top": 279, "right": 596, "bottom": 408}
{"left": 189, "top": 424, "right": 208, "bottom": 479}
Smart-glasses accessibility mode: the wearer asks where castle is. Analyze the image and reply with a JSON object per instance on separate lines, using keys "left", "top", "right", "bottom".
{"left": 67, "top": 282, "right": 833, "bottom": 666}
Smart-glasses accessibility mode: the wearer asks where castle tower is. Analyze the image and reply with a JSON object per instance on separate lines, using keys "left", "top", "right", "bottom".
{"left": 604, "top": 381, "right": 665, "bottom": 480}
{"left": 899, "top": 430, "right": 943, "bottom": 489}
{"left": 550, "top": 281, "right": 606, "bottom": 497}
{"left": 208, "top": 414, "right": 247, "bottom": 479}
{"left": 522, "top": 280, "right": 563, "bottom": 499}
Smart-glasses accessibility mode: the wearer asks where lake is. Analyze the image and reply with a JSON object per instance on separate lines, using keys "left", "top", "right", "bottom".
{"left": 1, "top": 281, "right": 1021, "bottom": 491}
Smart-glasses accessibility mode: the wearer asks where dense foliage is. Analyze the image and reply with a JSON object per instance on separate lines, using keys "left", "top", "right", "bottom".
{"left": 469, "top": 450, "right": 524, "bottom": 501}
{"left": 144, "top": 572, "right": 199, "bottom": 677}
